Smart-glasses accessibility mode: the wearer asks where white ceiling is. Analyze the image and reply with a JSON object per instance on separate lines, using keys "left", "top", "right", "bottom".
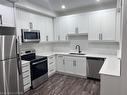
{"left": 26, "top": 0, "right": 117, "bottom": 12}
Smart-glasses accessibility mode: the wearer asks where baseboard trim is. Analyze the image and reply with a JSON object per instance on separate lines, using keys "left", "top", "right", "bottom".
{"left": 56, "top": 71, "right": 87, "bottom": 79}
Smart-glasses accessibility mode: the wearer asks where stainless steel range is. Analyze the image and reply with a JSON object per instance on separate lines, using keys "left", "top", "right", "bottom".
{"left": 21, "top": 49, "right": 48, "bottom": 88}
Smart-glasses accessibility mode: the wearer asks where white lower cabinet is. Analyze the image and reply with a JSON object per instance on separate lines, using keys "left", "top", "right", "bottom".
{"left": 56, "top": 55, "right": 65, "bottom": 73}
{"left": 56, "top": 55, "right": 86, "bottom": 77}
{"left": 21, "top": 61, "right": 31, "bottom": 92}
{"left": 100, "top": 74, "right": 121, "bottom": 95}
{"left": 48, "top": 55, "right": 56, "bottom": 77}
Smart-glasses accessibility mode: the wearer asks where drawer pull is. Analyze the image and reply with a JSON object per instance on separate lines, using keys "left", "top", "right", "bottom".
{"left": 23, "top": 70, "right": 29, "bottom": 73}
{"left": 24, "top": 82, "right": 31, "bottom": 86}
{"left": 22, "top": 65, "right": 29, "bottom": 68}
{"left": 49, "top": 57, "right": 54, "bottom": 59}
{"left": 50, "top": 69, "right": 54, "bottom": 72}
{"left": 49, "top": 62, "right": 54, "bottom": 65}
{"left": 23, "top": 75, "right": 29, "bottom": 79}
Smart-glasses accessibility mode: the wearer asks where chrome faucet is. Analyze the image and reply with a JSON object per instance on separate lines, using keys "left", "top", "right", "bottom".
{"left": 75, "top": 45, "right": 81, "bottom": 53}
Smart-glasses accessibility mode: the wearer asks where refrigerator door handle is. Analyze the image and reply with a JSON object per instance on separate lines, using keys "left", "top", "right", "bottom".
{"left": 17, "top": 54, "right": 22, "bottom": 75}
{"left": 16, "top": 37, "right": 22, "bottom": 75}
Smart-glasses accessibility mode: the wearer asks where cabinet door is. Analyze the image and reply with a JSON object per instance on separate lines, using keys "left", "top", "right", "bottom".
{"left": 89, "top": 12, "right": 101, "bottom": 40}
{"left": 64, "top": 56, "right": 74, "bottom": 74}
{"left": 54, "top": 17, "right": 69, "bottom": 41}
{"left": 56, "top": 55, "right": 65, "bottom": 72}
{"left": 116, "top": 0, "right": 122, "bottom": 42}
{"left": 45, "top": 18, "right": 54, "bottom": 41}
{"left": 77, "top": 14, "right": 89, "bottom": 33}
{"left": 76, "top": 57, "right": 86, "bottom": 76}
{"left": 101, "top": 9, "right": 116, "bottom": 40}
{"left": 54, "top": 18, "right": 61, "bottom": 41}
{"left": 0, "top": 4, "right": 15, "bottom": 27}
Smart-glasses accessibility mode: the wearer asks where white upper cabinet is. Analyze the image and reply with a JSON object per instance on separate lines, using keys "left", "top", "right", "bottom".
{"left": 76, "top": 14, "right": 89, "bottom": 34}
{"left": 44, "top": 18, "right": 54, "bottom": 42}
{"left": 88, "top": 9, "right": 116, "bottom": 41}
{"left": 116, "top": 0, "right": 122, "bottom": 42}
{"left": 101, "top": 9, "right": 116, "bottom": 40}
{"left": 89, "top": 11, "right": 101, "bottom": 40}
{"left": 54, "top": 13, "right": 89, "bottom": 41}
{"left": 0, "top": 4, "right": 15, "bottom": 27}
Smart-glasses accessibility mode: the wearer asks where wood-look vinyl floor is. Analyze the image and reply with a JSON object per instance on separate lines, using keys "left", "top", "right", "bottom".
{"left": 24, "top": 73, "right": 100, "bottom": 95}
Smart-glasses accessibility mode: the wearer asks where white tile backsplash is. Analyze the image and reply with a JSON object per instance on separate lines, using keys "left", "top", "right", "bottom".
{"left": 70, "top": 40, "right": 88, "bottom": 53}
{"left": 88, "top": 42, "right": 119, "bottom": 55}
{"left": 20, "top": 40, "right": 119, "bottom": 56}
{"left": 20, "top": 43, "right": 53, "bottom": 54}
{"left": 52, "top": 42, "right": 71, "bottom": 53}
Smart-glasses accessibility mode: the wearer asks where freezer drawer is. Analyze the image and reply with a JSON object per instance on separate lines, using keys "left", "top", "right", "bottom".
{"left": 87, "top": 57, "right": 104, "bottom": 79}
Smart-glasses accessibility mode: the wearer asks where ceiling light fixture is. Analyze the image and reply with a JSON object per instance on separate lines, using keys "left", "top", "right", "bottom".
{"left": 61, "top": 5, "right": 66, "bottom": 9}
{"left": 96, "top": 0, "right": 100, "bottom": 2}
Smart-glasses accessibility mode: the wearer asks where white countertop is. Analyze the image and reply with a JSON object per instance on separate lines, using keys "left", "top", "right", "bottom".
{"left": 99, "top": 57, "right": 120, "bottom": 77}
{"left": 37, "top": 52, "right": 121, "bottom": 77}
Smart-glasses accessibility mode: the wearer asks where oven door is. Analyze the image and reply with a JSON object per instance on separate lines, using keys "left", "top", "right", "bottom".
{"left": 31, "top": 59, "right": 48, "bottom": 80}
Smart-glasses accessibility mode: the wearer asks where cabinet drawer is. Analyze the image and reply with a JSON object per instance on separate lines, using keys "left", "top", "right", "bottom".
{"left": 23, "top": 70, "right": 30, "bottom": 78}
{"left": 48, "top": 61, "right": 55, "bottom": 67}
{"left": 22, "top": 62, "right": 30, "bottom": 67}
{"left": 48, "top": 56, "right": 55, "bottom": 63}
{"left": 48, "top": 68, "right": 56, "bottom": 76}
{"left": 23, "top": 76, "right": 31, "bottom": 86}
{"left": 48, "top": 55, "right": 55, "bottom": 59}
{"left": 22, "top": 65, "right": 30, "bottom": 72}
{"left": 24, "top": 83, "right": 31, "bottom": 91}
{"left": 48, "top": 63, "right": 56, "bottom": 70}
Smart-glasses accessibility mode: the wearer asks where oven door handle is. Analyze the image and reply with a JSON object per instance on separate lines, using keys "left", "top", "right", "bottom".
{"left": 32, "top": 59, "right": 47, "bottom": 65}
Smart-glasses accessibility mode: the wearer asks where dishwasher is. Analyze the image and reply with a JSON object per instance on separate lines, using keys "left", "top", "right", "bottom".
{"left": 87, "top": 57, "right": 105, "bottom": 80}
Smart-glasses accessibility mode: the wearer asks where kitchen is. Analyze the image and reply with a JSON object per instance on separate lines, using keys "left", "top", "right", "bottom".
{"left": 0, "top": 0, "right": 126, "bottom": 95}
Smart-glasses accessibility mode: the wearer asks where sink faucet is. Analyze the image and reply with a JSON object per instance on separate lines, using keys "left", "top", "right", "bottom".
{"left": 75, "top": 45, "right": 81, "bottom": 53}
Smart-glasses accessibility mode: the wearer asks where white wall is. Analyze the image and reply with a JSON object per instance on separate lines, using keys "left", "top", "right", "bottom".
{"left": 20, "top": 43, "right": 53, "bottom": 54}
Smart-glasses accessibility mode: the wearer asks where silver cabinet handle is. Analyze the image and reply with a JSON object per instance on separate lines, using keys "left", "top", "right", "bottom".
{"left": 63, "top": 59, "right": 65, "bottom": 65}
{"left": 73, "top": 60, "right": 76, "bottom": 67}
{"left": 50, "top": 69, "right": 54, "bottom": 72}
{"left": 99, "top": 33, "right": 100, "bottom": 40}
{"left": 49, "top": 56, "right": 54, "bottom": 59}
{"left": 101, "top": 33, "right": 103, "bottom": 40}
{"left": 46, "top": 35, "right": 48, "bottom": 41}
{"left": 58, "top": 35, "right": 60, "bottom": 40}
{"left": 49, "top": 62, "right": 54, "bottom": 65}
{"left": 0, "top": 15, "right": 2, "bottom": 25}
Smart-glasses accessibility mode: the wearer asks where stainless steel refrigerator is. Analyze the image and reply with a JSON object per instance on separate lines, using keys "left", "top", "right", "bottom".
{"left": 0, "top": 27, "right": 24, "bottom": 95}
